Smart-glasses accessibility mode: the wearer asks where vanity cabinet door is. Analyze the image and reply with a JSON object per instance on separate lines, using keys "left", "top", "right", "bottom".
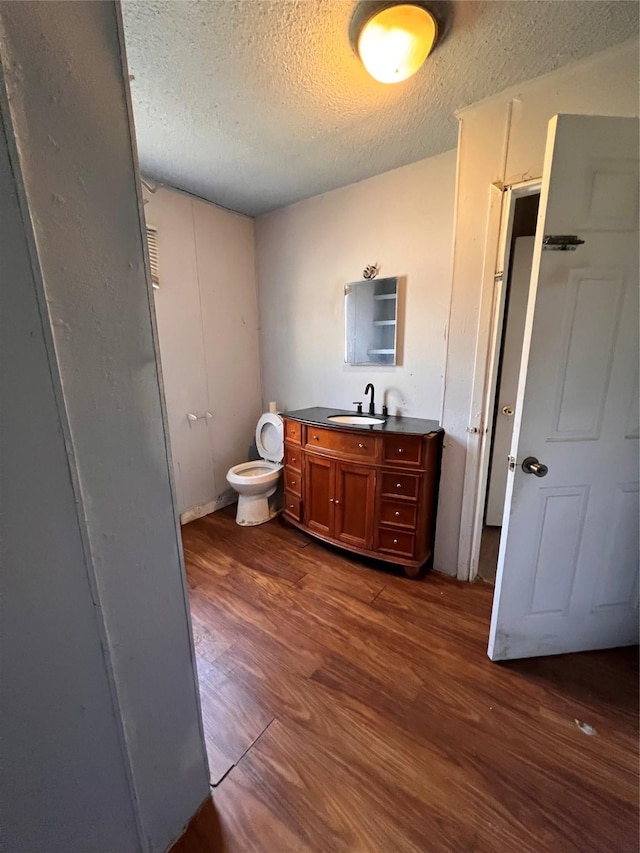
{"left": 333, "top": 462, "right": 376, "bottom": 550}
{"left": 304, "top": 454, "right": 334, "bottom": 537}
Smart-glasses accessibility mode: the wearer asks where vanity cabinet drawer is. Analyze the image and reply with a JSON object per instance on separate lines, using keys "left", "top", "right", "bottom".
{"left": 285, "top": 419, "right": 302, "bottom": 444}
{"left": 380, "top": 499, "right": 417, "bottom": 529}
{"left": 284, "top": 469, "right": 302, "bottom": 497}
{"left": 378, "top": 528, "right": 415, "bottom": 558}
{"left": 383, "top": 434, "right": 423, "bottom": 467}
{"left": 284, "top": 493, "right": 301, "bottom": 521}
{"left": 380, "top": 472, "right": 420, "bottom": 501}
{"left": 284, "top": 445, "right": 302, "bottom": 472}
{"left": 306, "top": 426, "right": 379, "bottom": 460}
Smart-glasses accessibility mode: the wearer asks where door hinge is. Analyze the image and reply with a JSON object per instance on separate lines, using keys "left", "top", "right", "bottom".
{"left": 508, "top": 455, "right": 516, "bottom": 472}
{"left": 542, "top": 235, "right": 585, "bottom": 251}
{"left": 494, "top": 271, "right": 503, "bottom": 283}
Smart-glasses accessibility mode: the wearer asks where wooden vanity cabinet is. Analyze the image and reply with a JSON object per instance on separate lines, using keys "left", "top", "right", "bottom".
{"left": 283, "top": 417, "right": 443, "bottom": 577}
{"left": 303, "top": 456, "right": 376, "bottom": 549}
{"left": 334, "top": 462, "right": 376, "bottom": 549}
{"left": 304, "top": 454, "right": 332, "bottom": 537}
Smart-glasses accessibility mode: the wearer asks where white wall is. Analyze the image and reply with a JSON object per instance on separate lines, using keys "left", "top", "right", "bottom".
{"left": 255, "top": 149, "right": 457, "bottom": 420}
{"left": 0, "top": 3, "right": 208, "bottom": 850}
{"left": 144, "top": 185, "right": 263, "bottom": 519}
{"left": 1, "top": 91, "right": 141, "bottom": 853}
{"left": 440, "top": 39, "right": 640, "bottom": 577}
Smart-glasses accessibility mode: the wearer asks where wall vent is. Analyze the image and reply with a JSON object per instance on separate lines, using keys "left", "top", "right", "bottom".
{"left": 146, "top": 225, "right": 160, "bottom": 290}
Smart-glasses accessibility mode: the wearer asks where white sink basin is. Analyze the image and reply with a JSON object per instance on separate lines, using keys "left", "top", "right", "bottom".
{"left": 328, "top": 415, "right": 385, "bottom": 426}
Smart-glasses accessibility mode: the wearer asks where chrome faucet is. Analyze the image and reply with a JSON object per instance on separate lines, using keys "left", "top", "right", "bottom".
{"left": 364, "top": 383, "right": 375, "bottom": 415}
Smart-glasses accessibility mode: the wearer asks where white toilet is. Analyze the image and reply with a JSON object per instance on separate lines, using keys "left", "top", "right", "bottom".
{"left": 226, "top": 412, "right": 284, "bottom": 526}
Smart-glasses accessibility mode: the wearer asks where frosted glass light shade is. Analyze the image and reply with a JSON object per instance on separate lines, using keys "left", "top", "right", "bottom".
{"left": 357, "top": 4, "right": 437, "bottom": 84}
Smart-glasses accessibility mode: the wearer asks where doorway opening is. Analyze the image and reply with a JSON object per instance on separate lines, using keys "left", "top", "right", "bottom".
{"left": 477, "top": 188, "right": 541, "bottom": 585}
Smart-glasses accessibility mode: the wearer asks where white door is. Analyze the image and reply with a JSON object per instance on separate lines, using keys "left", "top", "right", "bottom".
{"left": 489, "top": 114, "right": 639, "bottom": 661}
{"left": 485, "top": 236, "right": 535, "bottom": 526}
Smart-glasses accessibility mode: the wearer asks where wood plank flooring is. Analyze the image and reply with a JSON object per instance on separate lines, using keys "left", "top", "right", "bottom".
{"left": 178, "top": 506, "right": 638, "bottom": 853}
{"left": 478, "top": 526, "right": 501, "bottom": 585}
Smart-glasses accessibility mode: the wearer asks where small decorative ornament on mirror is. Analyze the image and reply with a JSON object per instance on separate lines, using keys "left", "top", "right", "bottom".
{"left": 362, "top": 263, "right": 379, "bottom": 280}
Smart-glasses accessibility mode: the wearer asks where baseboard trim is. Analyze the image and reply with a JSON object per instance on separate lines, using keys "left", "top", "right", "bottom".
{"left": 180, "top": 501, "right": 217, "bottom": 525}
{"left": 179, "top": 493, "right": 237, "bottom": 525}
{"left": 213, "top": 490, "right": 237, "bottom": 512}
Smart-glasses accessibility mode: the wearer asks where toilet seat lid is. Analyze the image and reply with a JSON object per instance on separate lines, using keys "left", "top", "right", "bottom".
{"left": 255, "top": 413, "right": 284, "bottom": 463}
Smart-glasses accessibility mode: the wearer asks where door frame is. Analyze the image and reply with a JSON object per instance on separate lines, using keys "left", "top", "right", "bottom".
{"left": 457, "top": 178, "right": 542, "bottom": 582}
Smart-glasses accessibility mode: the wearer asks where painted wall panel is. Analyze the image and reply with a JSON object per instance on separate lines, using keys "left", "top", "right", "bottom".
{"left": 144, "top": 188, "right": 213, "bottom": 514}
{"left": 442, "top": 39, "right": 639, "bottom": 576}
{"left": 0, "top": 99, "right": 139, "bottom": 853}
{"left": 193, "top": 198, "right": 263, "bottom": 500}
{"left": 0, "top": 2, "right": 209, "bottom": 850}
{"left": 144, "top": 185, "right": 263, "bottom": 518}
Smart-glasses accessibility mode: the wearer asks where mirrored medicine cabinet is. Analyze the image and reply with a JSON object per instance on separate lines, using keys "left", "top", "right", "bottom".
{"left": 344, "top": 276, "right": 399, "bottom": 366}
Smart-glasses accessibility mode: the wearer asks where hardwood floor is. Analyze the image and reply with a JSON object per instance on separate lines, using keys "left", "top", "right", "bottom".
{"left": 478, "top": 526, "right": 501, "bottom": 585}
{"left": 177, "top": 506, "right": 638, "bottom": 853}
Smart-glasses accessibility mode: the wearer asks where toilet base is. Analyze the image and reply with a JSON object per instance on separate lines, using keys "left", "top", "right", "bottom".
{"left": 235, "top": 493, "right": 281, "bottom": 526}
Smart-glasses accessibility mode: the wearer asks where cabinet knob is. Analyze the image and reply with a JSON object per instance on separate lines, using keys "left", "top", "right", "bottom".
{"left": 394, "top": 511, "right": 400, "bottom": 517}
{"left": 393, "top": 538, "right": 399, "bottom": 544}
{"left": 329, "top": 497, "right": 334, "bottom": 503}
{"left": 397, "top": 448, "right": 404, "bottom": 454}
{"left": 335, "top": 499, "right": 340, "bottom": 506}
{"left": 291, "top": 480, "right": 296, "bottom": 485}
{"left": 396, "top": 483, "right": 402, "bottom": 489}
{"left": 313, "top": 435, "right": 319, "bottom": 441}
{"left": 358, "top": 443, "right": 365, "bottom": 449}
{"left": 289, "top": 504, "right": 294, "bottom": 509}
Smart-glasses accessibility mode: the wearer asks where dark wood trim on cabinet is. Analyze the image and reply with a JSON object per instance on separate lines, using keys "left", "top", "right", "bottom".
{"left": 283, "top": 418, "right": 443, "bottom": 577}
{"left": 334, "top": 461, "right": 377, "bottom": 550}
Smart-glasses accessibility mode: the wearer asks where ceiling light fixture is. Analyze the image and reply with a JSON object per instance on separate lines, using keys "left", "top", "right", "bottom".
{"left": 352, "top": 2, "right": 440, "bottom": 85}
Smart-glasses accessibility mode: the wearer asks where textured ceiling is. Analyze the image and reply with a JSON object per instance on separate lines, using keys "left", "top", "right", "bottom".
{"left": 122, "top": 1, "right": 638, "bottom": 216}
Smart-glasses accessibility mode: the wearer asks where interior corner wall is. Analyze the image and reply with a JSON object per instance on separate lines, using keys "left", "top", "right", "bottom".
{"left": 0, "top": 2, "right": 208, "bottom": 851}
{"left": 143, "top": 185, "right": 262, "bottom": 518}
{"left": 440, "top": 38, "right": 640, "bottom": 578}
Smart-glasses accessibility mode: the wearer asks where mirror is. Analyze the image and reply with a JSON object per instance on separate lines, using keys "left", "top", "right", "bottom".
{"left": 344, "top": 276, "right": 399, "bottom": 365}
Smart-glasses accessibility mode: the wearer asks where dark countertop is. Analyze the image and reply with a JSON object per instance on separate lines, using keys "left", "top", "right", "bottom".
{"left": 282, "top": 406, "right": 443, "bottom": 436}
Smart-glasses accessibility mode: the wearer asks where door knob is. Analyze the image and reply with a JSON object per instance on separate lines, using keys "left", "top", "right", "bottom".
{"left": 502, "top": 405, "right": 514, "bottom": 417}
{"left": 522, "top": 456, "right": 549, "bottom": 477}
